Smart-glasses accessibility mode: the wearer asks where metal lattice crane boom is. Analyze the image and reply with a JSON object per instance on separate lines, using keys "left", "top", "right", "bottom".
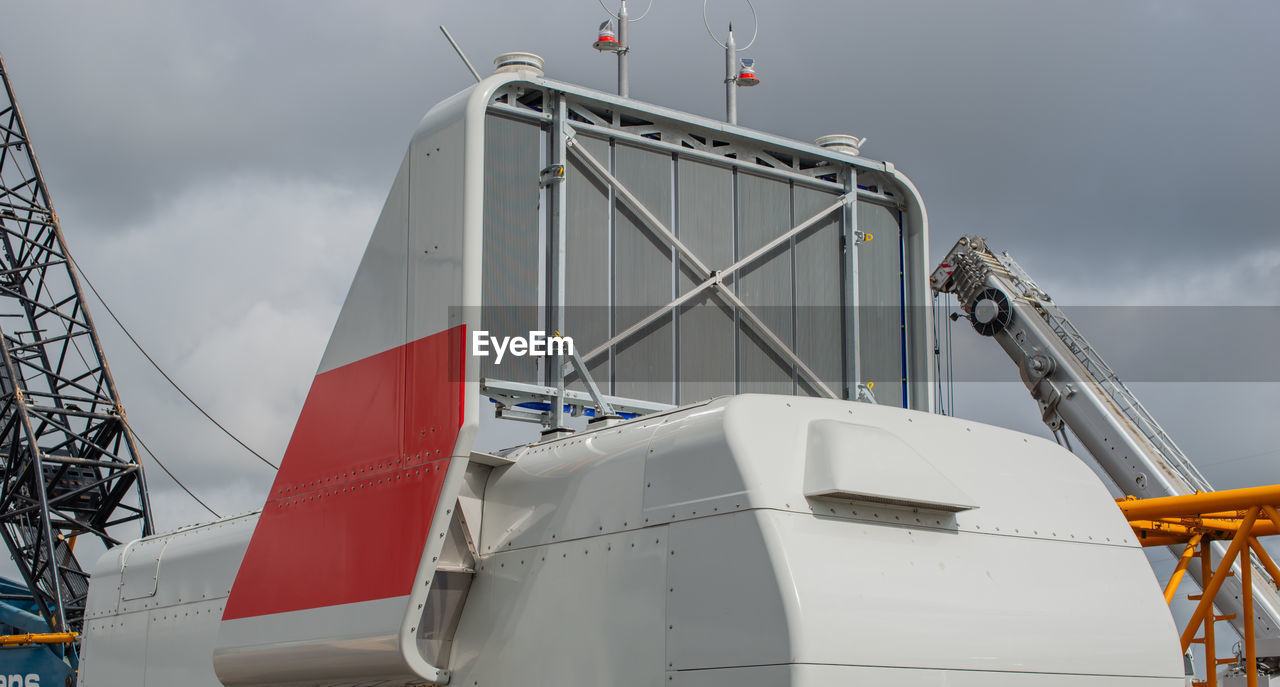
{"left": 0, "top": 50, "right": 152, "bottom": 634}
{"left": 932, "top": 235, "right": 1280, "bottom": 666}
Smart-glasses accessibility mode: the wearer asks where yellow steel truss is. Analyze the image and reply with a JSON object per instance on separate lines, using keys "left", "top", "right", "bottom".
{"left": 1120, "top": 486, "right": 1280, "bottom": 687}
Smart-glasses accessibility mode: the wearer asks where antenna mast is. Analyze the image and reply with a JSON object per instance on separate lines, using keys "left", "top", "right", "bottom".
{"left": 617, "top": 1, "right": 630, "bottom": 97}
{"left": 594, "top": 0, "right": 651, "bottom": 97}
{"left": 725, "top": 23, "right": 737, "bottom": 124}
{"left": 439, "top": 25, "right": 482, "bottom": 83}
{"left": 704, "top": 0, "right": 759, "bottom": 125}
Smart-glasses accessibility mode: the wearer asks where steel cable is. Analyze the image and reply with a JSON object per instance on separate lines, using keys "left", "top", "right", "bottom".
{"left": 132, "top": 429, "right": 221, "bottom": 518}
{"left": 69, "top": 258, "right": 279, "bottom": 470}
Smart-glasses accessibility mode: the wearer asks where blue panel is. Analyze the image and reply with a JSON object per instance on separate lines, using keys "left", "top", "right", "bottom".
{"left": 0, "top": 646, "right": 73, "bottom": 685}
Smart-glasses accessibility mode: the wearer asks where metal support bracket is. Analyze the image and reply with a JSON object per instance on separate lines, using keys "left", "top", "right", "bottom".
{"left": 562, "top": 342, "right": 616, "bottom": 417}
{"left": 482, "top": 378, "right": 673, "bottom": 425}
{"left": 539, "top": 164, "right": 565, "bottom": 188}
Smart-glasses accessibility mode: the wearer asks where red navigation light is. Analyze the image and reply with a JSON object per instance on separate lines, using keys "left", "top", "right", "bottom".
{"left": 594, "top": 21, "right": 622, "bottom": 52}
{"left": 736, "top": 58, "right": 760, "bottom": 87}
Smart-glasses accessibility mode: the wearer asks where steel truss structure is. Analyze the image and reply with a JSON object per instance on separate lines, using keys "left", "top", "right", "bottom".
{"left": 1121, "top": 486, "right": 1280, "bottom": 687}
{"left": 0, "top": 52, "right": 152, "bottom": 634}
{"left": 480, "top": 81, "right": 927, "bottom": 429}
{"left": 934, "top": 235, "right": 1280, "bottom": 678}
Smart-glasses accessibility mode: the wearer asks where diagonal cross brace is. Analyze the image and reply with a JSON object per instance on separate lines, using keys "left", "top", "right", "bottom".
{"left": 564, "top": 135, "right": 846, "bottom": 400}
{"left": 562, "top": 336, "right": 615, "bottom": 417}
{"left": 580, "top": 192, "right": 849, "bottom": 375}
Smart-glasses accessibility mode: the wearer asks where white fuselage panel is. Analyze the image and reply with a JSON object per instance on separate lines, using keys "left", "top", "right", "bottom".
{"left": 79, "top": 395, "right": 1185, "bottom": 686}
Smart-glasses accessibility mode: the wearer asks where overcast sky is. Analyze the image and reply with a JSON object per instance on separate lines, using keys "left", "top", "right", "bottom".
{"left": 2, "top": 1, "right": 1278, "bottom": 640}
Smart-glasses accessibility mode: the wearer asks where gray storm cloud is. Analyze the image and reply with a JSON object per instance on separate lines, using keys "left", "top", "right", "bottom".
{"left": 0, "top": 0, "right": 1276, "bottom": 536}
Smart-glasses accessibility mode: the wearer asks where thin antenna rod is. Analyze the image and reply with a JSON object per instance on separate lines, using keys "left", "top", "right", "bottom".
{"left": 704, "top": 0, "right": 759, "bottom": 125}
{"left": 618, "top": 1, "right": 630, "bottom": 97}
{"left": 725, "top": 24, "right": 737, "bottom": 124}
{"left": 439, "top": 25, "right": 482, "bottom": 83}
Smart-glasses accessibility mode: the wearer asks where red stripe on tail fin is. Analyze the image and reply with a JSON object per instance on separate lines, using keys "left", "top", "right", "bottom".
{"left": 223, "top": 325, "right": 466, "bottom": 619}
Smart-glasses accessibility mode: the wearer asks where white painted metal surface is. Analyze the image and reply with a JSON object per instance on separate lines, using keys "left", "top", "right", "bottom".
{"left": 208, "top": 71, "right": 521, "bottom": 687}
{"left": 802, "top": 418, "right": 976, "bottom": 511}
{"left": 451, "top": 394, "right": 1183, "bottom": 684}
{"left": 79, "top": 395, "right": 1184, "bottom": 685}
{"left": 79, "top": 514, "right": 256, "bottom": 687}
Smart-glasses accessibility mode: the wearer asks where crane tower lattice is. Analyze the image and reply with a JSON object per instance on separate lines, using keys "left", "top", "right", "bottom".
{"left": 0, "top": 50, "right": 152, "bottom": 635}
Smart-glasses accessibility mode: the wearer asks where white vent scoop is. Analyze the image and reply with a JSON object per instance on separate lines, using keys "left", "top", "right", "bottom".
{"left": 803, "top": 420, "right": 977, "bottom": 513}
{"left": 493, "top": 52, "right": 545, "bottom": 77}
{"left": 815, "top": 133, "right": 868, "bottom": 157}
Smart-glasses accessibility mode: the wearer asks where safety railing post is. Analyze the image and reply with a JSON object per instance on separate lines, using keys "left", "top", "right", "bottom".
{"left": 1201, "top": 540, "right": 1217, "bottom": 687}
{"left": 1181, "top": 507, "right": 1259, "bottom": 652}
{"left": 1244, "top": 542, "right": 1257, "bottom": 687}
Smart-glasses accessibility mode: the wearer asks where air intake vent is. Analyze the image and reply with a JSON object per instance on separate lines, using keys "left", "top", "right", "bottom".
{"left": 493, "top": 52, "right": 545, "bottom": 77}
{"left": 815, "top": 133, "right": 867, "bottom": 157}
{"left": 804, "top": 420, "right": 977, "bottom": 513}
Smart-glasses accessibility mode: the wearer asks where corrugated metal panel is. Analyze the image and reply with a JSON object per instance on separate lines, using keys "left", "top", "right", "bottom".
{"left": 675, "top": 159, "right": 735, "bottom": 404}
{"left": 793, "top": 187, "right": 843, "bottom": 398}
{"left": 856, "top": 202, "right": 904, "bottom": 408}
{"left": 481, "top": 114, "right": 541, "bottom": 383}
{"left": 564, "top": 135, "right": 612, "bottom": 390}
{"left": 471, "top": 96, "right": 933, "bottom": 415}
{"left": 902, "top": 209, "right": 931, "bottom": 412}
{"left": 612, "top": 143, "right": 674, "bottom": 403}
{"left": 735, "top": 172, "right": 793, "bottom": 396}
